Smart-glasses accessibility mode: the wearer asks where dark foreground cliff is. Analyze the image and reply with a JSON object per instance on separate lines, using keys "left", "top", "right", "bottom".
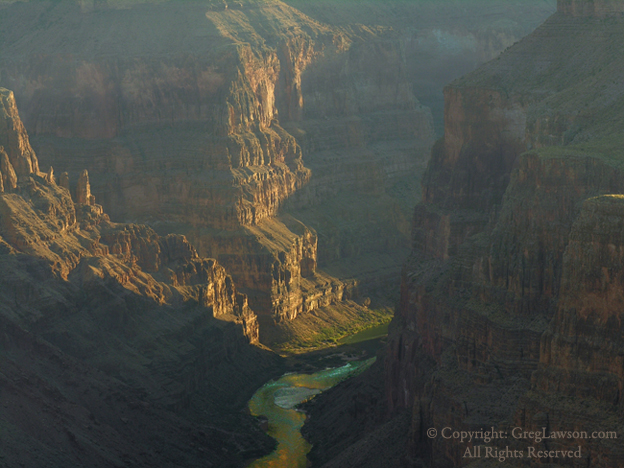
{"left": 0, "top": 86, "right": 284, "bottom": 467}
{"left": 304, "top": 2, "right": 624, "bottom": 467}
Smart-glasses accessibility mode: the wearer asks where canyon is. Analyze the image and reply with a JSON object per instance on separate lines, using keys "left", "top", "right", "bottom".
{"left": 0, "top": 0, "right": 565, "bottom": 467}
{"left": 0, "top": 86, "right": 280, "bottom": 467}
{"left": 303, "top": 1, "right": 624, "bottom": 467}
{"left": 0, "top": 0, "right": 553, "bottom": 346}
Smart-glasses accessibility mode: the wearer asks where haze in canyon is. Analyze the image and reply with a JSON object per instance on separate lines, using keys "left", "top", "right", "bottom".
{"left": 5, "top": 1, "right": 624, "bottom": 467}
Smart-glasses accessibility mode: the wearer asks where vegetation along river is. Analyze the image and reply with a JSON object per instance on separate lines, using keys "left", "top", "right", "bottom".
{"left": 248, "top": 357, "right": 377, "bottom": 467}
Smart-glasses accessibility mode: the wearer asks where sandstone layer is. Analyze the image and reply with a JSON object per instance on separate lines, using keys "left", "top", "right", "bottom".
{"left": 0, "top": 0, "right": 342, "bottom": 330}
{"left": 0, "top": 0, "right": 314, "bottom": 229}
{"left": 0, "top": 1, "right": 555, "bottom": 339}
{"left": 0, "top": 0, "right": 434, "bottom": 334}
{"left": 0, "top": 86, "right": 281, "bottom": 467}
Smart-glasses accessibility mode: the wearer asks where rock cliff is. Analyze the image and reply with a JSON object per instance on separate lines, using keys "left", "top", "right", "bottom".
{"left": 283, "top": 0, "right": 556, "bottom": 134}
{"left": 0, "top": 86, "right": 280, "bottom": 467}
{"left": 304, "top": 2, "right": 624, "bottom": 467}
{"left": 388, "top": 3, "right": 624, "bottom": 467}
{"left": 1, "top": 0, "right": 313, "bottom": 230}
{"left": 557, "top": 0, "right": 624, "bottom": 17}
{"left": 0, "top": 0, "right": 568, "bottom": 465}
{"left": 0, "top": 1, "right": 554, "bottom": 340}
{"left": 0, "top": 0, "right": 436, "bottom": 334}
{"left": 0, "top": 88, "right": 39, "bottom": 177}
{"left": 279, "top": 0, "right": 554, "bottom": 306}
{"left": 0, "top": 1, "right": 333, "bottom": 324}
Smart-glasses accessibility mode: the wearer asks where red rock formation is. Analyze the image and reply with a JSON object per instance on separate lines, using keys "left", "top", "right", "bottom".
{"left": 0, "top": 147, "right": 18, "bottom": 191}
{"left": 519, "top": 196, "right": 624, "bottom": 466}
{"left": 0, "top": 91, "right": 278, "bottom": 466}
{"left": 380, "top": 4, "right": 624, "bottom": 467}
{"left": 0, "top": 87, "right": 40, "bottom": 176}
{"left": 0, "top": 1, "right": 426, "bottom": 328}
{"left": 76, "top": 169, "right": 95, "bottom": 205}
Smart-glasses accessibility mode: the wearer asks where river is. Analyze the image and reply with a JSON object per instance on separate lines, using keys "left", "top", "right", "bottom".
{"left": 247, "top": 357, "right": 376, "bottom": 468}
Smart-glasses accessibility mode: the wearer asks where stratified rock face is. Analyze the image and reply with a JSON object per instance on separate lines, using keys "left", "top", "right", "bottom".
{"left": 0, "top": 0, "right": 436, "bottom": 327}
{"left": 189, "top": 216, "right": 352, "bottom": 328}
{"left": 0, "top": 2, "right": 320, "bottom": 230}
{"left": 520, "top": 195, "right": 624, "bottom": 465}
{"left": 76, "top": 169, "right": 95, "bottom": 205}
{"left": 0, "top": 0, "right": 553, "bottom": 338}
{"left": 0, "top": 147, "right": 18, "bottom": 190}
{"left": 0, "top": 88, "right": 39, "bottom": 176}
{"left": 545, "top": 195, "right": 624, "bottom": 392}
{"left": 558, "top": 0, "right": 624, "bottom": 16}
{"left": 0, "top": 171, "right": 260, "bottom": 342}
{"left": 384, "top": 4, "right": 624, "bottom": 467}
{"left": 414, "top": 86, "right": 528, "bottom": 261}
{"left": 0, "top": 1, "right": 355, "bottom": 327}
{"left": 0, "top": 91, "right": 277, "bottom": 467}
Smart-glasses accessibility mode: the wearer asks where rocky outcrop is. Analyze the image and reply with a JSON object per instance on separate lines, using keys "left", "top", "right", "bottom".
{"left": 0, "top": 1, "right": 343, "bottom": 328}
{"left": 185, "top": 216, "right": 354, "bottom": 333}
{"left": 0, "top": 2, "right": 320, "bottom": 230}
{"left": 0, "top": 0, "right": 556, "bottom": 346}
{"left": 0, "top": 172, "right": 261, "bottom": 342}
{"left": 0, "top": 146, "right": 18, "bottom": 190}
{"left": 541, "top": 195, "right": 624, "bottom": 398}
{"left": 59, "top": 170, "right": 70, "bottom": 191}
{"left": 375, "top": 3, "right": 624, "bottom": 467}
{"left": 0, "top": 91, "right": 280, "bottom": 467}
{"left": 0, "top": 87, "right": 40, "bottom": 177}
{"left": 0, "top": 0, "right": 432, "bottom": 329}
{"left": 76, "top": 169, "right": 95, "bottom": 205}
{"left": 518, "top": 195, "right": 624, "bottom": 466}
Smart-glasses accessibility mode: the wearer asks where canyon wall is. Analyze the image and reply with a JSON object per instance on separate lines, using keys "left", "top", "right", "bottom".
{"left": 0, "top": 0, "right": 349, "bottom": 330}
{"left": 304, "top": 1, "right": 624, "bottom": 467}
{"left": 0, "top": 0, "right": 570, "bottom": 466}
{"left": 0, "top": 0, "right": 313, "bottom": 229}
{"left": 0, "top": 86, "right": 280, "bottom": 467}
{"left": 558, "top": 0, "right": 624, "bottom": 17}
{"left": 389, "top": 3, "right": 624, "bottom": 467}
{"left": 279, "top": 0, "right": 555, "bottom": 307}
{"left": 284, "top": 0, "right": 557, "bottom": 134}
{"left": 0, "top": 0, "right": 554, "bottom": 338}
{"left": 0, "top": 0, "right": 437, "bottom": 335}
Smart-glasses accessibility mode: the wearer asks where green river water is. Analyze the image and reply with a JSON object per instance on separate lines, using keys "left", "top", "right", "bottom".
{"left": 248, "top": 357, "right": 376, "bottom": 468}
